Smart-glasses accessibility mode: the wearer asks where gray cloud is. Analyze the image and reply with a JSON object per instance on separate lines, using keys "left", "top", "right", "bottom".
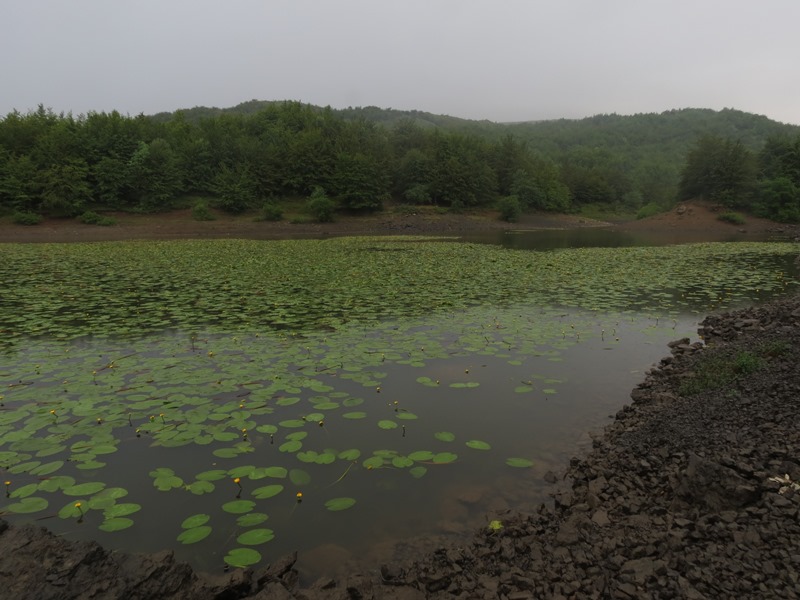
{"left": 2, "top": 0, "right": 799, "bottom": 124}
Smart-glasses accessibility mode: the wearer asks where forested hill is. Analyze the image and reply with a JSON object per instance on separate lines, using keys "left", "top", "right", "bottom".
{"left": 2, "top": 100, "right": 799, "bottom": 223}
{"left": 149, "top": 103, "right": 800, "bottom": 208}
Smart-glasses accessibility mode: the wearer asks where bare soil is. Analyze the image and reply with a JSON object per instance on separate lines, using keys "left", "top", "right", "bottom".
{"left": 4, "top": 200, "right": 795, "bottom": 244}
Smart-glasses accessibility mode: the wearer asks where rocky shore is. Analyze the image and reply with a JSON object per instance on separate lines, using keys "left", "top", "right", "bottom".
{"left": 2, "top": 294, "right": 799, "bottom": 599}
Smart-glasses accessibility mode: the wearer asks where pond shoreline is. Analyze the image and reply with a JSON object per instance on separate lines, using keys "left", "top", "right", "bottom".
{"left": 1, "top": 200, "right": 798, "bottom": 244}
{"left": 2, "top": 291, "right": 798, "bottom": 598}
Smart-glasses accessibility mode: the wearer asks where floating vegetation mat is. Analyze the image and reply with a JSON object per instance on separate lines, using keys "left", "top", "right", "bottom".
{"left": 0, "top": 238, "right": 797, "bottom": 571}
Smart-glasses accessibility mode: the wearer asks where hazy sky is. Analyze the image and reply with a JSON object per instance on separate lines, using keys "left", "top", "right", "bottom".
{"left": 3, "top": 1, "right": 799, "bottom": 124}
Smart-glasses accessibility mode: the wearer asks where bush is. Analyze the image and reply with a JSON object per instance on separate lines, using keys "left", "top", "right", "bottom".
{"left": 12, "top": 211, "right": 43, "bottom": 225}
{"left": 259, "top": 202, "right": 283, "bottom": 222}
{"left": 497, "top": 195, "right": 522, "bottom": 223}
{"left": 78, "top": 211, "right": 117, "bottom": 226}
{"left": 192, "top": 201, "right": 216, "bottom": 221}
{"left": 404, "top": 184, "right": 431, "bottom": 205}
{"left": 307, "top": 187, "right": 335, "bottom": 223}
{"left": 636, "top": 202, "right": 663, "bottom": 220}
{"left": 718, "top": 211, "right": 745, "bottom": 225}
{"left": 393, "top": 204, "right": 418, "bottom": 216}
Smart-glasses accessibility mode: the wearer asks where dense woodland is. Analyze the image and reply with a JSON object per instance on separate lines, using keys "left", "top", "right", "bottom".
{"left": 1, "top": 101, "right": 799, "bottom": 223}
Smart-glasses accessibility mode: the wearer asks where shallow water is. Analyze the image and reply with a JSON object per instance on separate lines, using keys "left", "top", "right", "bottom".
{"left": 0, "top": 234, "right": 797, "bottom": 582}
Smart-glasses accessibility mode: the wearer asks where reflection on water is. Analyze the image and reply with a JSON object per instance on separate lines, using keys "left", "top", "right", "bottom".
{"left": 461, "top": 226, "right": 785, "bottom": 250}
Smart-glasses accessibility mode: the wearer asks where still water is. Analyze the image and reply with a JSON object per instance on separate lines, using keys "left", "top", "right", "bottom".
{"left": 1, "top": 230, "right": 797, "bottom": 582}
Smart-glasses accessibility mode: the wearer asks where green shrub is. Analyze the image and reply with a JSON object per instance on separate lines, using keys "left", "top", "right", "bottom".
{"left": 497, "top": 195, "right": 522, "bottom": 223}
{"left": 404, "top": 184, "right": 431, "bottom": 205}
{"left": 393, "top": 204, "right": 418, "bottom": 216}
{"left": 12, "top": 211, "right": 43, "bottom": 225}
{"left": 192, "top": 201, "right": 216, "bottom": 221}
{"left": 636, "top": 202, "right": 662, "bottom": 220}
{"left": 259, "top": 202, "right": 283, "bottom": 222}
{"left": 78, "top": 211, "right": 117, "bottom": 226}
{"left": 307, "top": 187, "right": 335, "bottom": 223}
{"left": 718, "top": 212, "right": 746, "bottom": 225}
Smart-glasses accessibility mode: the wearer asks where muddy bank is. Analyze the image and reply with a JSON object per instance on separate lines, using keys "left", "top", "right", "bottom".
{"left": 2, "top": 294, "right": 799, "bottom": 598}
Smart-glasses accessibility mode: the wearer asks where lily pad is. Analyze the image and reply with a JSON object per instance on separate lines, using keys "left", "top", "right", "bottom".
{"left": 222, "top": 500, "right": 256, "bottom": 514}
{"left": 177, "top": 525, "right": 212, "bottom": 544}
{"left": 466, "top": 440, "right": 492, "bottom": 450}
{"left": 506, "top": 458, "right": 534, "bottom": 468}
{"left": 236, "top": 528, "right": 275, "bottom": 545}
{"left": 181, "top": 513, "right": 211, "bottom": 529}
{"left": 99, "top": 517, "right": 134, "bottom": 532}
{"left": 224, "top": 548, "right": 262, "bottom": 568}
{"left": 252, "top": 484, "right": 284, "bottom": 499}
{"left": 6, "top": 496, "right": 49, "bottom": 514}
{"left": 325, "top": 497, "right": 356, "bottom": 511}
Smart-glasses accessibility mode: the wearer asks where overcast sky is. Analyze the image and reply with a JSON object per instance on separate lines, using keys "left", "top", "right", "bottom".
{"left": 3, "top": 1, "right": 799, "bottom": 124}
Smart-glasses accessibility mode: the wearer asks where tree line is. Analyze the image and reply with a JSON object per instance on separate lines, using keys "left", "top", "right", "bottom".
{"left": 678, "top": 133, "right": 800, "bottom": 222}
{"left": 1, "top": 102, "right": 798, "bottom": 222}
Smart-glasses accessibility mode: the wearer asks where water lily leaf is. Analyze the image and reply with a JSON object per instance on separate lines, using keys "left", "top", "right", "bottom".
{"left": 237, "top": 512, "right": 269, "bottom": 527}
{"left": 224, "top": 548, "right": 262, "bottom": 568}
{"left": 104, "top": 503, "right": 141, "bottom": 518}
{"left": 152, "top": 475, "right": 184, "bottom": 491}
{"left": 76, "top": 460, "right": 106, "bottom": 470}
{"left": 278, "top": 419, "right": 305, "bottom": 428}
{"left": 181, "top": 513, "right": 210, "bottom": 529}
{"left": 236, "top": 528, "right": 275, "bottom": 545}
{"left": 196, "top": 469, "right": 227, "bottom": 481}
{"left": 58, "top": 500, "right": 86, "bottom": 519}
{"left": 99, "top": 517, "right": 134, "bottom": 532}
{"left": 466, "top": 440, "right": 491, "bottom": 450}
{"left": 186, "top": 480, "right": 215, "bottom": 495}
{"left": 434, "top": 431, "right": 455, "bottom": 442}
{"left": 391, "top": 456, "right": 414, "bottom": 468}
{"left": 228, "top": 465, "right": 256, "bottom": 478}
{"left": 325, "top": 497, "right": 356, "bottom": 511}
{"left": 449, "top": 382, "right": 479, "bottom": 388}
{"left": 396, "top": 412, "right": 418, "bottom": 420}
{"left": 177, "top": 525, "right": 212, "bottom": 544}
{"left": 506, "top": 458, "right": 534, "bottom": 468}
{"left": 261, "top": 466, "right": 288, "bottom": 479}
{"left": 9, "top": 483, "right": 39, "bottom": 499}
{"left": 408, "top": 450, "right": 434, "bottom": 462}
{"left": 342, "top": 412, "right": 367, "bottom": 420}
{"left": 289, "top": 469, "right": 311, "bottom": 486}
{"left": 432, "top": 452, "right": 458, "bottom": 464}
{"left": 362, "top": 456, "right": 384, "bottom": 469}
{"left": 337, "top": 449, "right": 361, "bottom": 461}
{"left": 252, "top": 484, "right": 283, "bottom": 499}
{"left": 29, "top": 460, "right": 64, "bottom": 476}
{"left": 212, "top": 448, "right": 240, "bottom": 459}
{"left": 38, "top": 475, "right": 76, "bottom": 493}
{"left": 409, "top": 466, "right": 427, "bottom": 479}
{"left": 63, "top": 482, "right": 106, "bottom": 496}
{"left": 279, "top": 440, "right": 302, "bottom": 453}
{"left": 6, "top": 496, "right": 48, "bottom": 513}
{"left": 315, "top": 452, "right": 336, "bottom": 465}
{"left": 222, "top": 500, "right": 256, "bottom": 514}
{"left": 378, "top": 420, "right": 398, "bottom": 430}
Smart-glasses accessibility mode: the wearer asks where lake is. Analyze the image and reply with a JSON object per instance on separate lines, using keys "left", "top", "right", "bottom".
{"left": 0, "top": 231, "right": 797, "bottom": 581}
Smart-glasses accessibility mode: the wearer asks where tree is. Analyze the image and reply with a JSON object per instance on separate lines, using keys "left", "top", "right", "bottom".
{"left": 127, "top": 139, "right": 183, "bottom": 211}
{"left": 678, "top": 135, "right": 757, "bottom": 207}
{"left": 330, "top": 152, "right": 389, "bottom": 211}
{"left": 213, "top": 164, "right": 259, "bottom": 213}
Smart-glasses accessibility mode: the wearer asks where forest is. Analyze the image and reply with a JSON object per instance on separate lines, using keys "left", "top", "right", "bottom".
{"left": 1, "top": 101, "right": 799, "bottom": 223}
